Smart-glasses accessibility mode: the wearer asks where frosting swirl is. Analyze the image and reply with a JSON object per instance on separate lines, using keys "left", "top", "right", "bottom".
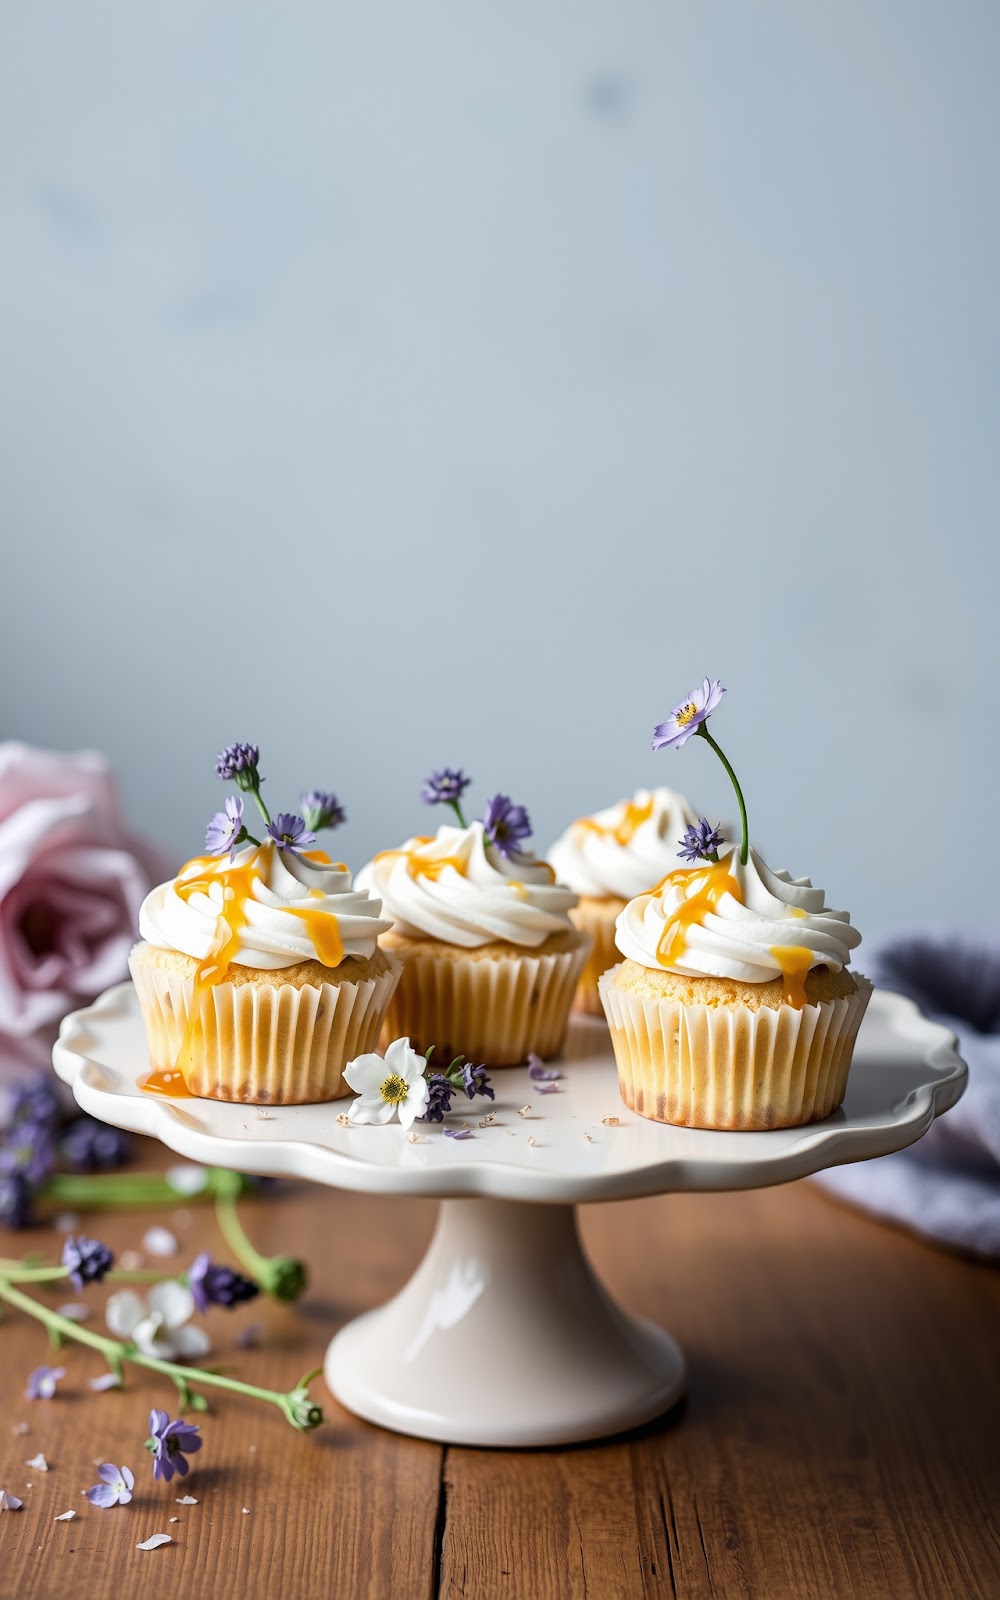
{"left": 139, "top": 842, "right": 390, "bottom": 970}
{"left": 547, "top": 786, "right": 698, "bottom": 900}
{"left": 615, "top": 845, "right": 861, "bottom": 988}
{"left": 355, "top": 821, "right": 578, "bottom": 949}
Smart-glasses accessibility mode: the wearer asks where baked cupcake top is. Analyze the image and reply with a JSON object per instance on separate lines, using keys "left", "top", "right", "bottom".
{"left": 356, "top": 771, "right": 577, "bottom": 949}
{"left": 622, "top": 677, "right": 862, "bottom": 1006}
{"left": 547, "top": 786, "right": 698, "bottom": 900}
{"left": 615, "top": 844, "right": 861, "bottom": 998}
{"left": 139, "top": 742, "right": 388, "bottom": 973}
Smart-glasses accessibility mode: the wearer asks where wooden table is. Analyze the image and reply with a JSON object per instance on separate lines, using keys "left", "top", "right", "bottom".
{"left": 2, "top": 1150, "right": 998, "bottom": 1600}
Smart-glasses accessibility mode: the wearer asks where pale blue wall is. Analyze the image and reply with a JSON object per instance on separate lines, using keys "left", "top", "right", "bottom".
{"left": 1, "top": 3, "right": 996, "bottom": 937}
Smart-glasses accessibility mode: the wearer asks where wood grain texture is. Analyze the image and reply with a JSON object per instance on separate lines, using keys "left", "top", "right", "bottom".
{"left": 1, "top": 1149, "right": 998, "bottom": 1600}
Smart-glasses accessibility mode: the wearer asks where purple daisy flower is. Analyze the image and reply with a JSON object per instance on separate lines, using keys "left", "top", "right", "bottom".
{"left": 61, "top": 1235, "right": 114, "bottom": 1292}
{"left": 652, "top": 679, "right": 725, "bottom": 750}
{"left": 421, "top": 769, "right": 472, "bottom": 807}
{"left": 87, "top": 1463, "right": 134, "bottom": 1508}
{"left": 266, "top": 813, "right": 316, "bottom": 855}
{"left": 300, "top": 791, "right": 345, "bottom": 832}
{"left": 677, "top": 818, "right": 727, "bottom": 864}
{"left": 205, "top": 795, "right": 246, "bottom": 861}
{"left": 215, "top": 742, "right": 260, "bottom": 784}
{"left": 187, "top": 1253, "right": 260, "bottom": 1314}
{"left": 482, "top": 794, "right": 532, "bottom": 858}
{"left": 26, "top": 1364, "right": 66, "bottom": 1400}
{"left": 145, "top": 1410, "right": 203, "bottom": 1483}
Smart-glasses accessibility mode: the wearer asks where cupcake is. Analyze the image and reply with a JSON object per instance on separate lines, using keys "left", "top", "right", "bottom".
{"left": 129, "top": 747, "right": 399, "bottom": 1104}
{"left": 599, "top": 682, "right": 871, "bottom": 1130}
{"left": 355, "top": 771, "right": 590, "bottom": 1066}
{"left": 547, "top": 786, "right": 698, "bottom": 1016}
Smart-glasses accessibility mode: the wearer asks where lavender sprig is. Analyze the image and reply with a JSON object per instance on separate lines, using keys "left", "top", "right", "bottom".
{"left": 417, "top": 1050, "right": 493, "bottom": 1121}
{"left": 214, "top": 741, "right": 271, "bottom": 827}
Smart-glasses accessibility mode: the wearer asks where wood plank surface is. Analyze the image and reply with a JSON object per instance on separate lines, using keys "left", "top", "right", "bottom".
{"left": 1, "top": 1153, "right": 998, "bottom": 1600}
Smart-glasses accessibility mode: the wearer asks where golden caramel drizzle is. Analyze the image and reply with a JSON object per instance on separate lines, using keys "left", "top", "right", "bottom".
{"left": 374, "top": 839, "right": 556, "bottom": 886}
{"left": 574, "top": 795, "right": 654, "bottom": 847}
{"left": 652, "top": 861, "right": 743, "bottom": 968}
{"left": 769, "top": 945, "right": 814, "bottom": 1009}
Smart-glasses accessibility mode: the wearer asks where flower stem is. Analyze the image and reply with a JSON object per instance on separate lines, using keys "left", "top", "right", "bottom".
{"left": 0, "top": 1261, "right": 181, "bottom": 1286}
{"left": 446, "top": 800, "right": 467, "bottom": 829}
{"left": 249, "top": 785, "right": 272, "bottom": 828}
{"left": 0, "top": 1278, "right": 317, "bottom": 1419}
{"left": 37, "top": 1168, "right": 249, "bottom": 1212}
{"left": 696, "top": 726, "right": 749, "bottom": 865}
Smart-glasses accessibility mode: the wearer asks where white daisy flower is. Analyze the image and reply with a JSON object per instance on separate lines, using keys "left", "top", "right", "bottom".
{"left": 344, "top": 1038, "right": 430, "bottom": 1129}
{"left": 105, "top": 1282, "right": 211, "bottom": 1361}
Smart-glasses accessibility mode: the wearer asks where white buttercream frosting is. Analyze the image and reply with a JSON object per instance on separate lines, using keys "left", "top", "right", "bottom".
{"left": 547, "top": 787, "right": 699, "bottom": 900}
{"left": 355, "top": 821, "right": 578, "bottom": 949}
{"left": 614, "top": 844, "right": 862, "bottom": 982}
{"left": 139, "top": 843, "right": 390, "bottom": 970}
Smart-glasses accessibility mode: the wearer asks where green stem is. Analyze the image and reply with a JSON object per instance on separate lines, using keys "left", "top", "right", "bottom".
{"left": 249, "top": 784, "right": 272, "bottom": 828}
{"left": 213, "top": 1177, "right": 268, "bottom": 1280}
{"left": 696, "top": 725, "right": 749, "bottom": 865}
{"left": 37, "top": 1168, "right": 248, "bottom": 1211}
{"left": 0, "top": 1279, "right": 304, "bottom": 1415}
{"left": 446, "top": 800, "right": 468, "bottom": 829}
{"left": 0, "top": 1261, "right": 181, "bottom": 1286}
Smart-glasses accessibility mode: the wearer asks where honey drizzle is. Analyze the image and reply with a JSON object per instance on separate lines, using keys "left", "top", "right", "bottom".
{"left": 769, "top": 945, "right": 814, "bottom": 1010}
{"left": 652, "top": 861, "right": 743, "bottom": 968}
{"left": 575, "top": 796, "right": 654, "bottom": 847}
{"left": 374, "top": 840, "right": 556, "bottom": 886}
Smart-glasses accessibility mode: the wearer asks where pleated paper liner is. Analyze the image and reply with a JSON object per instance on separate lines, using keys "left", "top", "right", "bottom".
{"left": 379, "top": 937, "right": 592, "bottom": 1067}
{"left": 129, "top": 949, "right": 401, "bottom": 1104}
{"left": 568, "top": 896, "right": 626, "bottom": 1016}
{"left": 598, "top": 966, "right": 873, "bottom": 1130}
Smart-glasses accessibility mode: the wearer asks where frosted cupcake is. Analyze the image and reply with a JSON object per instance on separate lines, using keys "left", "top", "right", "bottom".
{"left": 129, "top": 745, "right": 399, "bottom": 1104}
{"left": 547, "top": 786, "right": 698, "bottom": 1016}
{"left": 355, "top": 770, "right": 589, "bottom": 1066}
{"left": 599, "top": 683, "right": 871, "bottom": 1130}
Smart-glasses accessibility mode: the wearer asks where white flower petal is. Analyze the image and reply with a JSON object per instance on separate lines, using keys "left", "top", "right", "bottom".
{"left": 136, "top": 1534, "right": 173, "bottom": 1549}
{"left": 104, "top": 1290, "right": 144, "bottom": 1340}
{"left": 143, "top": 1227, "right": 179, "bottom": 1258}
{"left": 383, "top": 1036, "right": 425, "bottom": 1084}
{"left": 171, "top": 1323, "right": 212, "bottom": 1359}
{"left": 54, "top": 1510, "right": 76, "bottom": 1521}
{"left": 132, "top": 1315, "right": 177, "bottom": 1359}
{"left": 343, "top": 1052, "right": 388, "bottom": 1094}
{"left": 166, "top": 1163, "right": 209, "bottom": 1196}
{"left": 398, "top": 1079, "right": 430, "bottom": 1130}
{"left": 347, "top": 1092, "right": 392, "bottom": 1125}
{"left": 148, "top": 1279, "right": 195, "bottom": 1330}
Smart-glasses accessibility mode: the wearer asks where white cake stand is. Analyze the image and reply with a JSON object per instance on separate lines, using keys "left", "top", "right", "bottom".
{"left": 53, "top": 983, "right": 965, "bottom": 1448}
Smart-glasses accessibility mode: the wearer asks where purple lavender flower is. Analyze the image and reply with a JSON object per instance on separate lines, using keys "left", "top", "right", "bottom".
{"left": 6, "top": 1078, "right": 60, "bottom": 1131}
{"left": 651, "top": 679, "right": 725, "bottom": 750}
{"left": 187, "top": 1253, "right": 260, "bottom": 1314}
{"left": 677, "top": 818, "right": 727, "bottom": 864}
{"left": 460, "top": 1062, "right": 494, "bottom": 1102}
{"left": 215, "top": 742, "right": 260, "bottom": 785}
{"left": 420, "top": 1074, "right": 454, "bottom": 1123}
{"left": 59, "top": 1117, "right": 131, "bottom": 1174}
{"left": 26, "top": 1365, "right": 65, "bottom": 1400}
{"left": 421, "top": 769, "right": 472, "bottom": 808}
{"left": 145, "top": 1410, "right": 203, "bottom": 1483}
{"left": 482, "top": 794, "right": 532, "bottom": 858}
{"left": 0, "top": 1171, "right": 33, "bottom": 1229}
{"left": 205, "top": 795, "right": 246, "bottom": 861}
{"left": 266, "top": 813, "right": 316, "bottom": 855}
{"left": 2, "top": 1120, "right": 56, "bottom": 1185}
{"left": 300, "top": 790, "right": 345, "bottom": 832}
{"left": 61, "top": 1235, "right": 114, "bottom": 1292}
{"left": 87, "top": 1463, "right": 134, "bottom": 1508}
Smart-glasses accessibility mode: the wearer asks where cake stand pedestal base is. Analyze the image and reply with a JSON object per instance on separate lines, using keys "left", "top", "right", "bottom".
{"left": 324, "top": 1197, "right": 685, "bottom": 1447}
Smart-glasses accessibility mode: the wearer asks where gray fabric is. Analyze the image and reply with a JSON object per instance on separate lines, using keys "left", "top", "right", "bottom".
{"left": 815, "top": 929, "right": 1000, "bottom": 1259}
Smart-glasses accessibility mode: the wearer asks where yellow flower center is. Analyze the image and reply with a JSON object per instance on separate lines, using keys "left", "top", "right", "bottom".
{"left": 379, "top": 1073, "right": 410, "bottom": 1106}
{"left": 674, "top": 701, "right": 698, "bottom": 728}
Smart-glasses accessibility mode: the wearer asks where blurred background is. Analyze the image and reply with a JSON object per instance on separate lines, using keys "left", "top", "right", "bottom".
{"left": 1, "top": 1, "right": 996, "bottom": 936}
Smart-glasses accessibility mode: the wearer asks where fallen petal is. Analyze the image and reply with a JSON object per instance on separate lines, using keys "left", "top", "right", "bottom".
{"left": 25, "top": 1454, "right": 48, "bottom": 1472}
{"left": 527, "top": 1060, "right": 561, "bottom": 1081}
{"left": 56, "top": 1304, "right": 90, "bottom": 1323}
{"left": 175, "top": 1495, "right": 198, "bottom": 1505}
{"left": 54, "top": 1510, "right": 76, "bottom": 1521}
{"left": 533, "top": 1084, "right": 561, "bottom": 1095}
{"left": 136, "top": 1534, "right": 173, "bottom": 1549}
{"left": 90, "top": 1372, "right": 122, "bottom": 1392}
{"left": 166, "top": 1163, "right": 209, "bottom": 1197}
{"left": 444, "top": 1127, "right": 474, "bottom": 1140}
{"left": 0, "top": 1491, "right": 23, "bottom": 1512}
{"left": 143, "top": 1226, "right": 179, "bottom": 1258}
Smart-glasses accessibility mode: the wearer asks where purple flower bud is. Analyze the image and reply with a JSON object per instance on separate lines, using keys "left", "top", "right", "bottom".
{"left": 215, "top": 743, "right": 261, "bottom": 790}
{"left": 421, "top": 769, "right": 472, "bottom": 807}
{"left": 187, "top": 1252, "right": 260, "bottom": 1314}
{"left": 420, "top": 1074, "right": 454, "bottom": 1123}
{"left": 61, "top": 1235, "right": 114, "bottom": 1292}
{"left": 300, "top": 791, "right": 345, "bottom": 832}
{"left": 677, "top": 818, "right": 727, "bottom": 864}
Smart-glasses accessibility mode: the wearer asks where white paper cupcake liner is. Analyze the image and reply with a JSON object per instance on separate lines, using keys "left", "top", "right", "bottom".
{"left": 129, "top": 952, "right": 401, "bottom": 1104}
{"left": 598, "top": 966, "right": 873, "bottom": 1129}
{"left": 381, "top": 938, "right": 592, "bottom": 1067}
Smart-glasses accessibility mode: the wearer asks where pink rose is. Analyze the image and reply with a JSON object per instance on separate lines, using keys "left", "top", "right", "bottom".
{"left": 0, "top": 744, "right": 168, "bottom": 1036}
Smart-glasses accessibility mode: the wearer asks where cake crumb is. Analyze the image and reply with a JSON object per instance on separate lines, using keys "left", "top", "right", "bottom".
{"left": 527, "top": 1136, "right": 537, "bottom": 1148}
{"left": 336, "top": 1113, "right": 350, "bottom": 1128}
{"left": 517, "top": 1106, "right": 531, "bottom": 1118}
{"left": 583, "top": 1132, "right": 593, "bottom": 1142}
{"left": 602, "top": 1115, "right": 621, "bottom": 1127}
{"left": 406, "top": 1131, "right": 421, "bottom": 1144}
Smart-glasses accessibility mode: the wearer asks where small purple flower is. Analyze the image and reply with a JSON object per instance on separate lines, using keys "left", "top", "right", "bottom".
{"left": 7, "top": 1078, "right": 61, "bottom": 1131}
{"left": 215, "top": 742, "right": 260, "bottom": 785}
{"left": 482, "top": 794, "right": 532, "bottom": 858}
{"left": 1, "top": 1120, "right": 55, "bottom": 1185}
{"left": 87, "top": 1463, "right": 134, "bottom": 1508}
{"left": 26, "top": 1365, "right": 66, "bottom": 1400}
{"left": 60, "top": 1117, "right": 131, "bottom": 1174}
{"left": 527, "top": 1054, "right": 560, "bottom": 1082}
{"left": 90, "top": 1371, "right": 122, "bottom": 1392}
{"left": 652, "top": 679, "right": 725, "bottom": 750}
{"left": 145, "top": 1409, "right": 203, "bottom": 1483}
{"left": 265, "top": 813, "right": 316, "bottom": 855}
{"left": 421, "top": 1074, "right": 454, "bottom": 1124}
{"left": 205, "top": 795, "right": 246, "bottom": 861}
{"left": 0, "top": 1171, "right": 33, "bottom": 1229}
{"left": 300, "top": 790, "right": 345, "bottom": 832}
{"left": 677, "top": 818, "right": 727, "bottom": 864}
{"left": 460, "top": 1062, "right": 494, "bottom": 1102}
{"left": 421, "top": 769, "right": 472, "bottom": 808}
{"left": 61, "top": 1235, "right": 114, "bottom": 1292}
{"left": 187, "top": 1253, "right": 260, "bottom": 1314}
